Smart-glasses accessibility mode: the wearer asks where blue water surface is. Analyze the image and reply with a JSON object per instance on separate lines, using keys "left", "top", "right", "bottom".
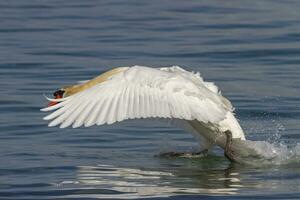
{"left": 1, "top": 0, "right": 300, "bottom": 199}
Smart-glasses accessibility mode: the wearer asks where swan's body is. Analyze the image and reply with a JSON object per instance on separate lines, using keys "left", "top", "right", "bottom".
{"left": 41, "top": 66, "right": 247, "bottom": 161}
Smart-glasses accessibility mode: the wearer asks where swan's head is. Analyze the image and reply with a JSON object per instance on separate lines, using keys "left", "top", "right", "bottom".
{"left": 47, "top": 89, "right": 65, "bottom": 107}
{"left": 46, "top": 67, "right": 127, "bottom": 107}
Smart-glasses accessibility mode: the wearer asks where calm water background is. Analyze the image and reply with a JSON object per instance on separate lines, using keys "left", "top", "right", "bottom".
{"left": 1, "top": 0, "right": 300, "bottom": 199}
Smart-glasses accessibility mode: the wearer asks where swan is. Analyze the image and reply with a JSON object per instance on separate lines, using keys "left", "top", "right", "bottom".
{"left": 41, "top": 65, "right": 249, "bottom": 162}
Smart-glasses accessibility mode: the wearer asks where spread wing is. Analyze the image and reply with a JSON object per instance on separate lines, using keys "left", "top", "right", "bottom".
{"left": 41, "top": 66, "right": 232, "bottom": 128}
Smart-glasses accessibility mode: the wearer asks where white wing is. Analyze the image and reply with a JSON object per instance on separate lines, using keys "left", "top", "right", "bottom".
{"left": 41, "top": 66, "right": 233, "bottom": 129}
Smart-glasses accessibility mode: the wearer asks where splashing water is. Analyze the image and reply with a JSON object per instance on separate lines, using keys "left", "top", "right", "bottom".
{"left": 232, "top": 139, "right": 300, "bottom": 166}
{"left": 233, "top": 112, "right": 300, "bottom": 166}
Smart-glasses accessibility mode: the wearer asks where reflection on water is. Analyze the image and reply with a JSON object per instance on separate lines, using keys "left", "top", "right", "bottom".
{"left": 52, "top": 162, "right": 300, "bottom": 199}
{"left": 57, "top": 164, "right": 241, "bottom": 198}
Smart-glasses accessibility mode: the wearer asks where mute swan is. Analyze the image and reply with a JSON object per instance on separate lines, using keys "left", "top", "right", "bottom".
{"left": 41, "top": 66, "right": 247, "bottom": 162}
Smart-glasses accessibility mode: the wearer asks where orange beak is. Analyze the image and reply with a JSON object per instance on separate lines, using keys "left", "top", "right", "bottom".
{"left": 47, "top": 94, "right": 62, "bottom": 107}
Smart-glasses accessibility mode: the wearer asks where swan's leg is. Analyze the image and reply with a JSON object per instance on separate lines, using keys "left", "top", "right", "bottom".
{"left": 224, "top": 130, "right": 235, "bottom": 162}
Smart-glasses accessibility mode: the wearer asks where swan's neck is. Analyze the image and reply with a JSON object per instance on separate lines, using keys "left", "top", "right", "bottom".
{"left": 63, "top": 67, "right": 128, "bottom": 97}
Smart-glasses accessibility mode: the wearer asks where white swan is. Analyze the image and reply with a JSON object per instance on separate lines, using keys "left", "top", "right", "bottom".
{"left": 41, "top": 65, "right": 248, "bottom": 162}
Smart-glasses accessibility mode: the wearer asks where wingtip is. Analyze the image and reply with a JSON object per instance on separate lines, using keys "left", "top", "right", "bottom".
{"left": 59, "top": 124, "right": 69, "bottom": 129}
{"left": 40, "top": 107, "right": 47, "bottom": 112}
{"left": 72, "top": 123, "right": 81, "bottom": 129}
{"left": 84, "top": 123, "right": 94, "bottom": 128}
{"left": 48, "top": 123, "right": 55, "bottom": 127}
{"left": 43, "top": 116, "right": 49, "bottom": 120}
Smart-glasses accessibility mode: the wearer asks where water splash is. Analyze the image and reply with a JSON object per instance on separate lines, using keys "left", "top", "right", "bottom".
{"left": 234, "top": 140, "right": 300, "bottom": 166}
{"left": 237, "top": 112, "right": 300, "bottom": 166}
